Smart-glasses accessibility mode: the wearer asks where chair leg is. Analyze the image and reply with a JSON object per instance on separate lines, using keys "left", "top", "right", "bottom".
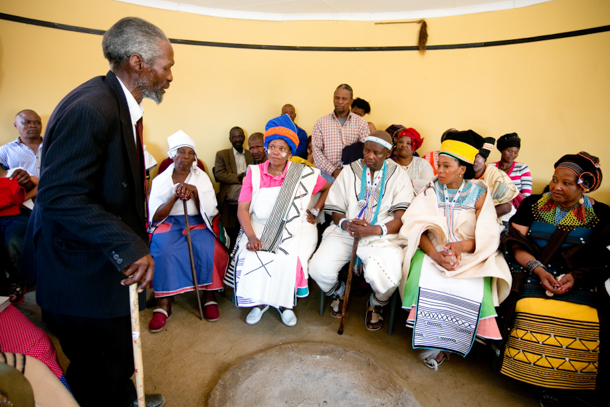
{"left": 320, "top": 288, "right": 325, "bottom": 316}
{"left": 475, "top": 342, "right": 483, "bottom": 361}
{"left": 388, "top": 290, "right": 398, "bottom": 335}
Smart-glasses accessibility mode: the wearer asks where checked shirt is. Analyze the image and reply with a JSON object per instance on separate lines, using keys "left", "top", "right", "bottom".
{"left": 311, "top": 111, "right": 369, "bottom": 176}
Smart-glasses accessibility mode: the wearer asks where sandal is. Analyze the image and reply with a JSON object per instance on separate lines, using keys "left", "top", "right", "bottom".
{"left": 149, "top": 308, "right": 171, "bottom": 333}
{"left": 8, "top": 283, "right": 26, "bottom": 305}
{"left": 539, "top": 390, "right": 570, "bottom": 407}
{"left": 365, "top": 303, "right": 384, "bottom": 331}
{"left": 422, "top": 351, "right": 446, "bottom": 371}
{"left": 204, "top": 301, "right": 219, "bottom": 322}
{"left": 330, "top": 297, "right": 344, "bottom": 318}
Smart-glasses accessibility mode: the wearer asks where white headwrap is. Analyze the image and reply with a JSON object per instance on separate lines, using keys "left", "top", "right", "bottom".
{"left": 364, "top": 135, "right": 392, "bottom": 151}
{"left": 167, "top": 130, "right": 197, "bottom": 159}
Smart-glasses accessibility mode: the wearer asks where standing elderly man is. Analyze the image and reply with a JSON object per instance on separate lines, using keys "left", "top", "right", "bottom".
{"left": 309, "top": 131, "right": 413, "bottom": 331}
{"left": 0, "top": 109, "right": 44, "bottom": 177}
{"left": 29, "top": 17, "right": 173, "bottom": 407}
{"left": 215, "top": 126, "right": 253, "bottom": 250}
{"left": 311, "top": 84, "right": 370, "bottom": 183}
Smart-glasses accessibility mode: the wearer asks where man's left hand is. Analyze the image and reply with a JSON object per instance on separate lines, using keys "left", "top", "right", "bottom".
{"left": 121, "top": 254, "right": 155, "bottom": 292}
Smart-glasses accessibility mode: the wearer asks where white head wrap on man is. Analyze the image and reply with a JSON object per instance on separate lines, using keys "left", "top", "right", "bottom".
{"left": 167, "top": 130, "right": 197, "bottom": 159}
{"left": 364, "top": 135, "right": 392, "bottom": 151}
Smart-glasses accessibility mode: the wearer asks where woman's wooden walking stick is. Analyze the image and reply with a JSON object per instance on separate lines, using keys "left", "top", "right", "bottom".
{"left": 129, "top": 284, "right": 145, "bottom": 407}
{"left": 338, "top": 237, "right": 360, "bottom": 335}
{"left": 183, "top": 199, "right": 205, "bottom": 321}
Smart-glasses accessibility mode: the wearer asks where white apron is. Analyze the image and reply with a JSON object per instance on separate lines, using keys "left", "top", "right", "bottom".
{"left": 234, "top": 163, "right": 319, "bottom": 308}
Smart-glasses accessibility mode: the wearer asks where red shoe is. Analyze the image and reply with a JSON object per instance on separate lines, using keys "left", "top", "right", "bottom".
{"left": 8, "top": 283, "right": 26, "bottom": 305}
{"left": 149, "top": 308, "right": 171, "bottom": 333}
{"left": 204, "top": 301, "right": 219, "bottom": 322}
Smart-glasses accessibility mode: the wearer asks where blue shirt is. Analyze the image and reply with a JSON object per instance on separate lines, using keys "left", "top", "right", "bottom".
{"left": 0, "top": 137, "right": 43, "bottom": 177}
{"left": 294, "top": 125, "right": 308, "bottom": 159}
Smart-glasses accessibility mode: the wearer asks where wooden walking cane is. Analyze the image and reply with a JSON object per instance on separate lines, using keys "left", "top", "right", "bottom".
{"left": 183, "top": 199, "right": 205, "bottom": 321}
{"left": 338, "top": 237, "right": 360, "bottom": 335}
{"left": 129, "top": 284, "right": 145, "bottom": 407}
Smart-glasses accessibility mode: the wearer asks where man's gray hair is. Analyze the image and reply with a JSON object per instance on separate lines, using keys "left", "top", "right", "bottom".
{"left": 103, "top": 17, "right": 169, "bottom": 68}
{"left": 335, "top": 84, "right": 353, "bottom": 99}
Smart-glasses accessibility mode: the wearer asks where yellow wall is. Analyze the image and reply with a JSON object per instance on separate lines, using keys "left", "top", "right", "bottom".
{"left": 1, "top": 0, "right": 609, "bottom": 200}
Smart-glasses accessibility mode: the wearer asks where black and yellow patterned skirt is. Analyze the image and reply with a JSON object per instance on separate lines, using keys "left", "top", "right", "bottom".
{"left": 501, "top": 297, "right": 599, "bottom": 390}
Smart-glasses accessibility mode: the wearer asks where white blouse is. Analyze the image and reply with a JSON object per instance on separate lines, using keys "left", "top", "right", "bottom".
{"left": 395, "top": 156, "right": 435, "bottom": 192}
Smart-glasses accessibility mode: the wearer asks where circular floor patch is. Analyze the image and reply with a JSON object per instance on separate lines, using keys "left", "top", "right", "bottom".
{"left": 209, "top": 342, "right": 420, "bottom": 407}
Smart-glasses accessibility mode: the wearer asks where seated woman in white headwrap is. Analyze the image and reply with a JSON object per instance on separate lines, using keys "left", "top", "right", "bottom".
{"left": 399, "top": 130, "right": 512, "bottom": 369}
{"left": 148, "top": 131, "right": 229, "bottom": 332}
{"left": 226, "top": 114, "right": 330, "bottom": 327}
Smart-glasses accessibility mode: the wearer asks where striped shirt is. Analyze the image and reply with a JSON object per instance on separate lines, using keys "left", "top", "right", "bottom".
{"left": 0, "top": 138, "right": 43, "bottom": 177}
{"left": 312, "top": 111, "right": 369, "bottom": 176}
{"left": 492, "top": 161, "right": 532, "bottom": 196}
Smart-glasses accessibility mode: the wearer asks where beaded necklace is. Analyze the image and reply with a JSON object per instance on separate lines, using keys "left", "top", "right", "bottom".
{"left": 358, "top": 161, "right": 387, "bottom": 224}
{"left": 443, "top": 179, "right": 466, "bottom": 242}
{"left": 534, "top": 192, "right": 599, "bottom": 231}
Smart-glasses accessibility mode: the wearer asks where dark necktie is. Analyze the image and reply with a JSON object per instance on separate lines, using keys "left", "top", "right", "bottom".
{"left": 135, "top": 118, "right": 149, "bottom": 228}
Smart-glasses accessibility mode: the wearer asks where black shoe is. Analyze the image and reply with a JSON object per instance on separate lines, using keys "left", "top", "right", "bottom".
{"left": 131, "top": 394, "right": 165, "bottom": 407}
{"left": 8, "top": 283, "right": 26, "bottom": 305}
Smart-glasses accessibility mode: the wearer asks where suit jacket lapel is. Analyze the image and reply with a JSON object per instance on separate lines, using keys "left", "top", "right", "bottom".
{"left": 106, "top": 71, "right": 146, "bottom": 229}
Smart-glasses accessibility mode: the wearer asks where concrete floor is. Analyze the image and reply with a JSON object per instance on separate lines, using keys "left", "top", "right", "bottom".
{"left": 19, "top": 286, "right": 541, "bottom": 407}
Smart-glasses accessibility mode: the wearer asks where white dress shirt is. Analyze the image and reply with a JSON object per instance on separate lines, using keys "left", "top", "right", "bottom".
{"left": 116, "top": 77, "right": 144, "bottom": 143}
{"left": 233, "top": 147, "right": 247, "bottom": 175}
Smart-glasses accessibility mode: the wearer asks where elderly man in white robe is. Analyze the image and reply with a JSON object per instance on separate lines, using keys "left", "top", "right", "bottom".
{"left": 309, "top": 131, "right": 413, "bottom": 331}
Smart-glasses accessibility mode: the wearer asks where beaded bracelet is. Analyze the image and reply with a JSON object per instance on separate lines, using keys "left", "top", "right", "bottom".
{"left": 310, "top": 208, "right": 320, "bottom": 217}
{"left": 525, "top": 259, "right": 545, "bottom": 275}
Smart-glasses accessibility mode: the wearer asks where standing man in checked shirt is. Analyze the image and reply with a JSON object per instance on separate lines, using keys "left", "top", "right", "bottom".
{"left": 312, "top": 84, "right": 370, "bottom": 183}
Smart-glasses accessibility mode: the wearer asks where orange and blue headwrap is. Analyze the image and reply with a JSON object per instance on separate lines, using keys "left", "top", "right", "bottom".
{"left": 264, "top": 114, "right": 299, "bottom": 155}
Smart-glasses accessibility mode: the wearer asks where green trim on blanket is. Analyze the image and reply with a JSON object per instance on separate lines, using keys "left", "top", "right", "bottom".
{"left": 402, "top": 249, "right": 497, "bottom": 320}
{"left": 402, "top": 249, "right": 425, "bottom": 308}
{"left": 480, "top": 277, "right": 496, "bottom": 319}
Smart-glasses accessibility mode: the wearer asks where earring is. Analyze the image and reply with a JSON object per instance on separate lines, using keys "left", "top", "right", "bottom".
{"left": 579, "top": 197, "right": 584, "bottom": 204}
{"left": 459, "top": 174, "right": 463, "bottom": 177}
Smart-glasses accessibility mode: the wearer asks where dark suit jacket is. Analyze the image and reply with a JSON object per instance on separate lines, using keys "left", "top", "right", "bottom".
{"left": 214, "top": 148, "right": 253, "bottom": 207}
{"left": 29, "top": 71, "right": 150, "bottom": 318}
